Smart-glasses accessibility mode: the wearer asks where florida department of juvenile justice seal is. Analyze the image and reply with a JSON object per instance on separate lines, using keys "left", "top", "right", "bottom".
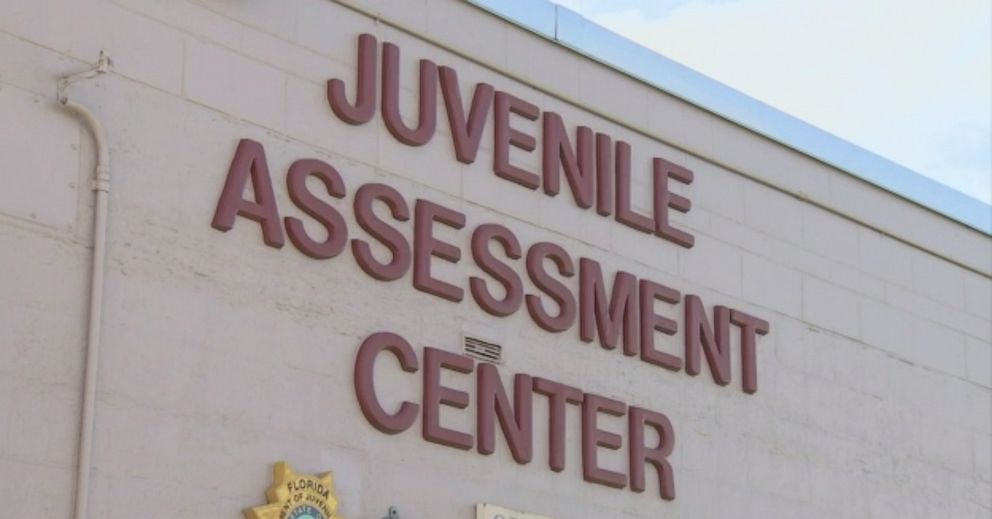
{"left": 245, "top": 462, "right": 344, "bottom": 519}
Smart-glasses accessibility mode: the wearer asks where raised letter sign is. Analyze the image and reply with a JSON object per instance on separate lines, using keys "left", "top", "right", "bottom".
{"left": 211, "top": 139, "right": 284, "bottom": 248}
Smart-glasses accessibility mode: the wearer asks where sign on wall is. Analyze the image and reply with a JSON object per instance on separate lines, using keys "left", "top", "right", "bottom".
{"left": 213, "top": 33, "right": 774, "bottom": 504}
{"left": 477, "top": 503, "right": 554, "bottom": 519}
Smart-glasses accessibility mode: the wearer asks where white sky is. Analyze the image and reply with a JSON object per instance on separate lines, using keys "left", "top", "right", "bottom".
{"left": 552, "top": 0, "right": 992, "bottom": 204}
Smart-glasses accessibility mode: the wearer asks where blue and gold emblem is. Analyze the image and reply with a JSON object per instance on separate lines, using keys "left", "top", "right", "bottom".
{"left": 245, "top": 462, "right": 343, "bottom": 519}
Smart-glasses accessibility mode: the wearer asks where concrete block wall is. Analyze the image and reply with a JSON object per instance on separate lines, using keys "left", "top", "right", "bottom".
{"left": 0, "top": 0, "right": 989, "bottom": 517}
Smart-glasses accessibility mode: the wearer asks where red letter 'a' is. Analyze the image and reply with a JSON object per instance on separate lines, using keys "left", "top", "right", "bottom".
{"left": 211, "top": 139, "right": 284, "bottom": 248}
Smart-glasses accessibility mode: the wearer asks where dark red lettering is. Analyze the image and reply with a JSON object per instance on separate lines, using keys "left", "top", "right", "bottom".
{"left": 578, "top": 258, "right": 639, "bottom": 355}
{"left": 352, "top": 183, "right": 411, "bottom": 281}
{"left": 639, "top": 279, "right": 682, "bottom": 371}
{"left": 413, "top": 200, "right": 466, "bottom": 302}
{"left": 439, "top": 66, "right": 494, "bottom": 164}
{"left": 684, "top": 295, "right": 732, "bottom": 386}
{"left": 652, "top": 158, "right": 694, "bottom": 248}
{"left": 211, "top": 139, "right": 284, "bottom": 248}
{"left": 542, "top": 112, "right": 594, "bottom": 208}
{"left": 470, "top": 223, "right": 524, "bottom": 317}
{"left": 595, "top": 133, "right": 614, "bottom": 217}
{"left": 354, "top": 332, "right": 420, "bottom": 434}
{"left": 533, "top": 377, "right": 583, "bottom": 472}
{"left": 327, "top": 33, "right": 378, "bottom": 125}
{"left": 382, "top": 42, "right": 437, "bottom": 146}
{"left": 285, "top": 158, "right": 348, "bottom": 259}
{"left": 581, "top": 393, "right": 628, "bottom": 489}
{"left": 525, "top": 242, "right": 577, "bottom": 333}
{"left": 614, "top": 140, "right": 654, "bottom": 233}
{"left": 493, "top": 91, "right": 540, "bottom": 189}
{"left": 422, "top": 347, "right": 474, "bottom": 450}
{"left": 477, "top": 364, "right": 533, "bottom": 464}
{"left": 629, "top": 406, "right": 675, "bottom": 500}
{"left": 730, "top": 309, "right": 770, "bottom": 394}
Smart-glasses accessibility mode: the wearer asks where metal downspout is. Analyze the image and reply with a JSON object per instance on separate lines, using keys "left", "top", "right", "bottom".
{"left": 58, "top": 51, "right": 112, "bottom": 519}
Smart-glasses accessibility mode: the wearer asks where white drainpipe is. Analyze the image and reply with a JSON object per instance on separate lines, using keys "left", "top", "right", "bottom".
{"left": 58, "top": 51, "right": 112, "bottom": 519}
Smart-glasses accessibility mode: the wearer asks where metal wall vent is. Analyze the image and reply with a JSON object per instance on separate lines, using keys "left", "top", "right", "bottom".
{"left": 463, "top": 336, "right": 503, "bottom": 364}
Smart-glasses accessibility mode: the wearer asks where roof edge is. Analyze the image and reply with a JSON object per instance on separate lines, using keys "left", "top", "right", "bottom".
{"left": 465, "top": 0, "right": 992, "bottom": 235}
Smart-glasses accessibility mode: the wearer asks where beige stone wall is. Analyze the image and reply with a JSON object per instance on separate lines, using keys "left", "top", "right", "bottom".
{"left": 0, "top": 0, "right": 989, "bottom": 517}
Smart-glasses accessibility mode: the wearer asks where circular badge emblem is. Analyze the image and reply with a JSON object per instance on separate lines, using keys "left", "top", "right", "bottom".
{"left": 288, "top": 505, "right": 325, "bottom": 519}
